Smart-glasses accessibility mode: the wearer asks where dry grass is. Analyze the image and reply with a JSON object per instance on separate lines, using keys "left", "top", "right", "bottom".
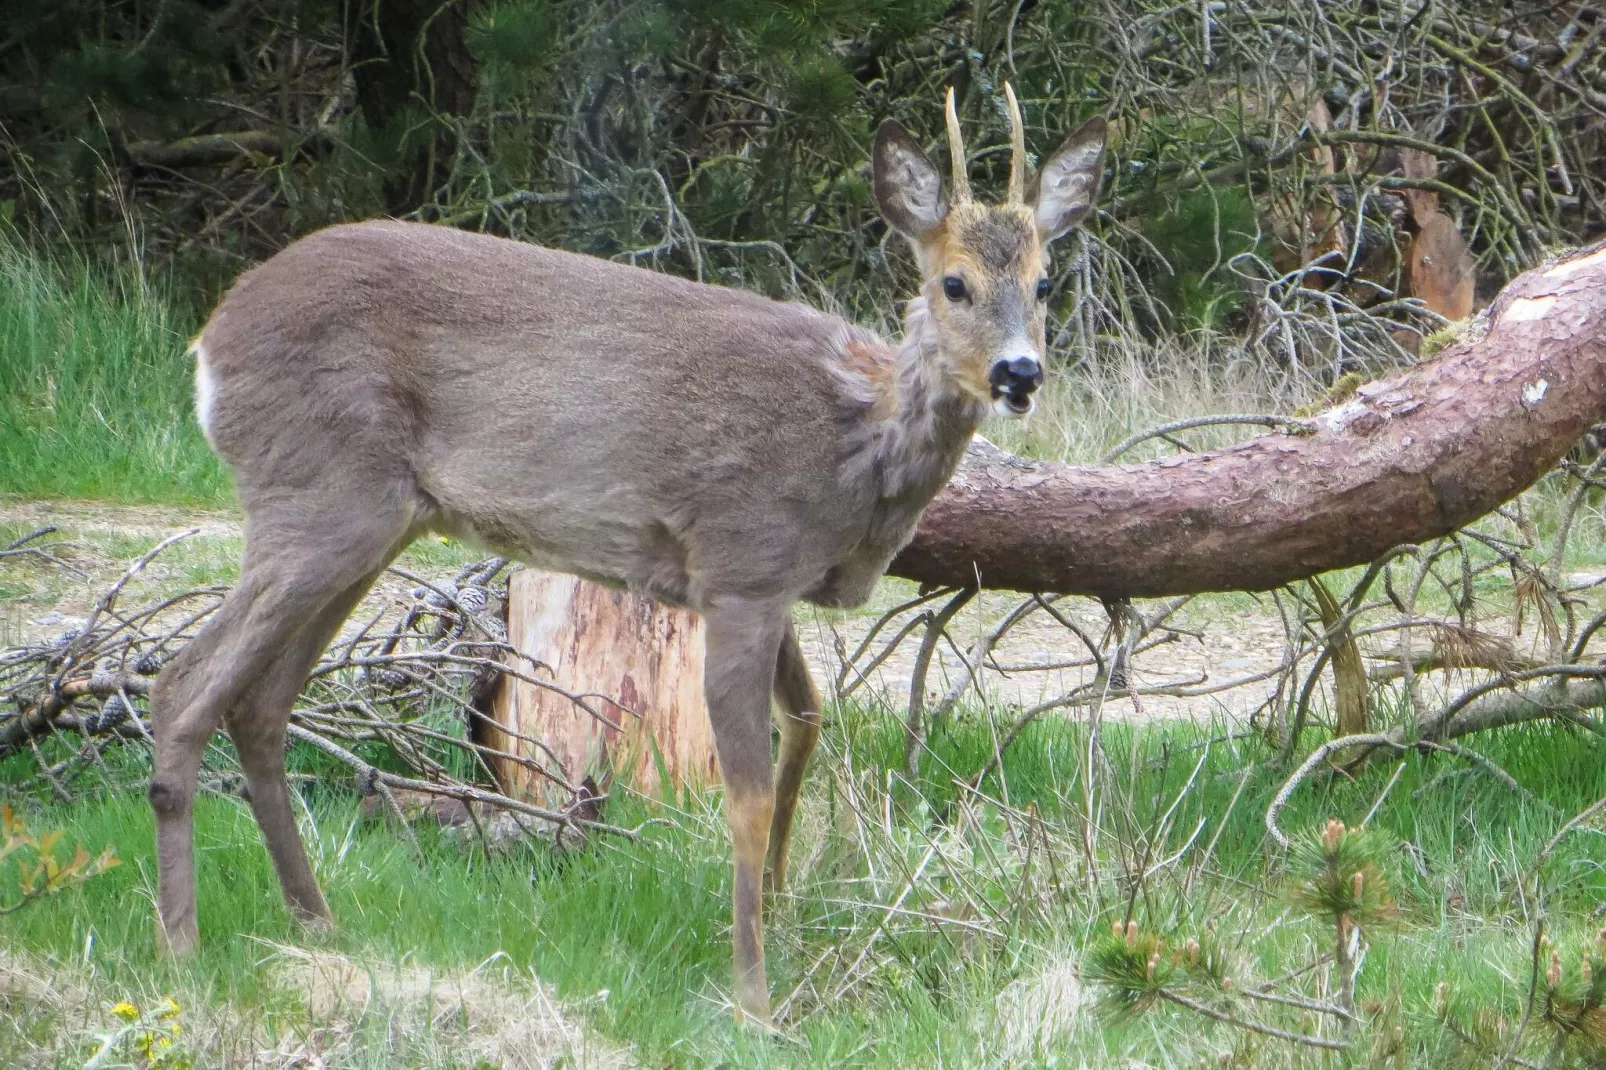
{"left": 267, "top": 945, "right": 627, "bottom": 1069}
{"left": 0, "top": 943, "right": 625, "bottom": 1069}
{"left": 992, "top": 328, "right": 1335, "bottom": 466}
{"left": 980, "top": 952, "right": 1086, "bottom": 1063}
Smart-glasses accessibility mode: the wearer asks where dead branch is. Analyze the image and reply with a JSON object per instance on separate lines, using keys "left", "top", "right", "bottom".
{"left": 124, "top": 132, "right": 291, "bottom": 169}
{"left": 0, "top": 538, "right": 622, "bottom": 846}
{"left": 1268, "top": 675, "right": 1606, "bottom": 846}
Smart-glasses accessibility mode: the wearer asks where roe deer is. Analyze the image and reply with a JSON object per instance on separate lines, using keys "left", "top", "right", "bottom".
{"left": 1397, "top": 147, "right": 1476, "bottom": 323}
{"left": 150, "top": 85, "right": 1106, "bottom": 1024}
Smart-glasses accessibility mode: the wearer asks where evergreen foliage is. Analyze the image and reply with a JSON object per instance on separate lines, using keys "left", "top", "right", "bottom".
{"left": 4, "top": 0, "right": 1599, "bottom": 367}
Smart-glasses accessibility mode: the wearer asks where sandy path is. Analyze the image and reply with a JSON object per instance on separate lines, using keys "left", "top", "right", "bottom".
{"left": 792, "top": 592, "right": 1292, "bottom": 724}
{"left": 10, "top": 499, "right": 1585, "bottom": 726}
{"left": 0, "top": 501, "right": 1295, "bottom": 723}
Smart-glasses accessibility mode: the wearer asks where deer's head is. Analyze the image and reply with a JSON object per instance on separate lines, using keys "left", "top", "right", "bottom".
{"left": 873, "top": 86, "right": 1106, "bottom": 419}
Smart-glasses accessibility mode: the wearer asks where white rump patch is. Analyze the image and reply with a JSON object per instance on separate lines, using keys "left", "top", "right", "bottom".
{"left": 192, "top": 342, "right": 218, "bottom": 448}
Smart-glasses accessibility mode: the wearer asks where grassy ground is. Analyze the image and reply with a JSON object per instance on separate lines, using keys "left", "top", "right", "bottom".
{"left": 6, "top": 233, "right": 1606, "bottom": 1066}
{"left": 4, "top": 707, "right": 1605, "bottom": 1067}
{"left": 0, "top": 235, "right": 229, "bottom": 505}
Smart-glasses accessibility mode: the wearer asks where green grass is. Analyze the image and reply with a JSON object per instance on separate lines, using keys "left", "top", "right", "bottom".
{"left": 4, "top": 709, "right": 1605, "bottom": 1066}
{"left": 0, "top": 233, "right": 229, "bottom": 504}
{"left": 3, "top": 223, "right": 1605, "bottom": 1065}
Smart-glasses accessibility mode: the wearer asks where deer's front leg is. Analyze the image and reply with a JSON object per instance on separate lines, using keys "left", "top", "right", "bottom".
{"left": 702, "top": 596, "right": 786, "bottom": 1026}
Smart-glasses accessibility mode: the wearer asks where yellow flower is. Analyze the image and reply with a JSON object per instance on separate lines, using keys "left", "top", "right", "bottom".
{"left": 111, "top": 1001, "right": 140, "bottom": 1022}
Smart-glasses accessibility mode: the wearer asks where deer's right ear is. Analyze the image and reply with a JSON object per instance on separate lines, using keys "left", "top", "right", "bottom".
{"left": 1030, "top": 116, "right": 1107, "bottom": 242}
{"left": 873, "top": 120, "right": 948, "bottom": 242}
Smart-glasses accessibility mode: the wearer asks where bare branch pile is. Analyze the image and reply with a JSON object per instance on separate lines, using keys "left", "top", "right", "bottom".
{"left": 0, "top": 529, "right": 627, "bottom": 848}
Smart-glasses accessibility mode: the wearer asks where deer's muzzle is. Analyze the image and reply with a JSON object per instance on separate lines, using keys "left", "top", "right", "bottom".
{"left": 989, "top": 355, "right": 1043, "bottom": 416}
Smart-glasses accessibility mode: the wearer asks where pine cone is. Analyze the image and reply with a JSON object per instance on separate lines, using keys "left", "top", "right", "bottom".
{"left": 44, "top": 628, "right": 81, "bottom": 670}
{"left": 98, "top": 694, "right": 131, "bottom": 731}
{"left": 359, "top": 667, "right": 410, "bottom": 691}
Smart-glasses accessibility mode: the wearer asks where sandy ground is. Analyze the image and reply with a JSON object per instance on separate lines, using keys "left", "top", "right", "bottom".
{"left": 5, "top": 499, "right": 1596, "bottom": 727}
{"left": 0, "top": 501, "right": 1291, "bottom": 724}
{"left": 793, "top": 592, "right": 1296, "bottom": 723}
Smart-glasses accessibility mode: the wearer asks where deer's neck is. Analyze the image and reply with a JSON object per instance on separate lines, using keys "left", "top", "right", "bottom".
{"left": 837, "top": 298, "right": 985, "bottom": 504}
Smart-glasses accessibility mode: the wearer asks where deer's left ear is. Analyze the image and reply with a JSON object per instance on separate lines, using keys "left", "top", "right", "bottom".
{"left": 873, "top": 119, "right": 949, "bottom": 243}
{"left": 1030, "top": 117, "right": 1107, "bottom": 242}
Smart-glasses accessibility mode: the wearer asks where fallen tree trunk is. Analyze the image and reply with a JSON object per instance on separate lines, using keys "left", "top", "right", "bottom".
{"left": 893, "top": 244, "right": 1606, "bottom": 599}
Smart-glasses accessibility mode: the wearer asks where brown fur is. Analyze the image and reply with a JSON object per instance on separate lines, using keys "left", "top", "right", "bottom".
{"left": 1399, "top": 149, "right": 1475, "bottom": 323}
{"left": 1406, "top": 216, "right": 1476, "bottom": 322}
{"left": 150, "top": 97, "right": 1105, "bottom": 1026}
{"left": 839, "top": 335, "right": 901, "bottom": 423}
{"left": 920, "top": 203, "right": 1050, "bottom": 403}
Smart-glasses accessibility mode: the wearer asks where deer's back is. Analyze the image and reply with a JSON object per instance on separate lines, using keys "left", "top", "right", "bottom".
{"left": 197, "top": 220, "right": 877, "bottom": 607}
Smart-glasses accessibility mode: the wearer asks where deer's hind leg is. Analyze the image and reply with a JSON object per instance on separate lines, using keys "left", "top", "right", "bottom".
{"left": 766, "top": 621, "right": 821, "bottom": 895}
{"left": 222, "top": 563, "right": 390, "bottom": 930}
{"left": 148, "top": 498, "right": 415, "bottom": 955}
{"left": 702, "top": 596, "right": 788, "bottom": 1025}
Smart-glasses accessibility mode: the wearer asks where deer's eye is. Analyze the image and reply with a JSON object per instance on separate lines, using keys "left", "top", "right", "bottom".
{"left": 942, "top": 276, "right": 968, "bottom": 302}
{"left": 1036, "top": 278, "right": 1052, "bottom": 301}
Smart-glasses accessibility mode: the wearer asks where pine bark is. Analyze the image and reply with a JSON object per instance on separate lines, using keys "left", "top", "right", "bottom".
{"left": 347, "top": 0, "right": 480, "bottom": 215}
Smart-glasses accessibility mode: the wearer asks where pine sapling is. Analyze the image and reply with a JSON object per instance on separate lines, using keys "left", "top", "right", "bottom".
{"left": 1287, "top": 819, "right": 1398, "bottom": 1024}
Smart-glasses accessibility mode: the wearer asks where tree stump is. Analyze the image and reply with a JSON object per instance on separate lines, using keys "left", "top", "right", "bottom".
{"left": 484, "top": 570, "right": 717, "bottom": 807}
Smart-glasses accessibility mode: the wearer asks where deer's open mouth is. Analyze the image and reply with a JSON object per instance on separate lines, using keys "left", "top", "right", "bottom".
{"left": 987, "top": 356, "right": 1042, "bottom": 419}
{"left": 991, "top": 389, "right": 1036, "bottom": 418}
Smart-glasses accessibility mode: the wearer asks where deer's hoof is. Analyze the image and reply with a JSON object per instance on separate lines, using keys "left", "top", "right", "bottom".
{"left": 293, "top": 909, "right": 337, "bottom": 941}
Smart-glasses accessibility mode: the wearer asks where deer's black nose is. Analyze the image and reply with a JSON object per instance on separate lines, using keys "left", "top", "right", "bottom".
{"left": 989, "top": 355, "right": 1043, "bottom": 395}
